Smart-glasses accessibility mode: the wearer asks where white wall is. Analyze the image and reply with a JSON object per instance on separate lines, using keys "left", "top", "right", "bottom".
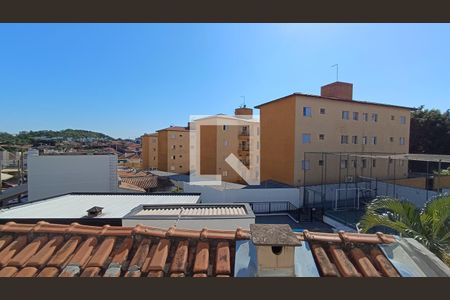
{"left": 182, "top": 182, "right": 302, "bottom": 207}
{"left": 28, "top": 153, "right": 118, "bottom": 201}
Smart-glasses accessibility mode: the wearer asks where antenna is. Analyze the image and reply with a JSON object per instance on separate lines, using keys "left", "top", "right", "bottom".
{"left": 331, "top": 64, "right": 339, "bottom": 81}
{"left": 240, "top": 96, "right": 246, "bottom": 108}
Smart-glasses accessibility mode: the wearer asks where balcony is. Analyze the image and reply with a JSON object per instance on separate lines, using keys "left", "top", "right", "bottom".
{"left": 238, "top": 145, "right": 249, "bottom": 156}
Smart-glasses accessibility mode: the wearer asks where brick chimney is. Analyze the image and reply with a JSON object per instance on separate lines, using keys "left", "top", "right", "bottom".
{"left": 320, "top": 81, "right": 353, "bottom": 100}
{"left": 235, "top": 106, "right": 253, "bottom": 118}
{"left": 250, "top": 224, "right": 301, "bottom": 277}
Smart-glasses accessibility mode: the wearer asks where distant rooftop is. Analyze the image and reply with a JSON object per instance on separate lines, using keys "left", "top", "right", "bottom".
{"left": 156, "top": 126, "right": 189, "bottom": 132}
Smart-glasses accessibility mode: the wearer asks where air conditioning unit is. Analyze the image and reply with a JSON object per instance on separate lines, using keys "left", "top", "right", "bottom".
{"left": 345, "top": 176, "right": 354, "bottom": 183}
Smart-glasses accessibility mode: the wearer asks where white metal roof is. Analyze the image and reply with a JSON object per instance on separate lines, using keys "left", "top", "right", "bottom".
{"left": 136, "top": 205, "right": 248, "bottom": 217}
{"left": 0, "top": 193, "right": 200, "bottom": 219}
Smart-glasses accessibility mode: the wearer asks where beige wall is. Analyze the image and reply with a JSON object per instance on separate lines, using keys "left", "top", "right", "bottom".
{"left": 141, "top": 134, "right": 158, "bottom": 170}
{"left": 158, "top": 129, "right": 190, "bottom": 173}
{"left": 259, "top": 94, "right": 411, "bottom": 186}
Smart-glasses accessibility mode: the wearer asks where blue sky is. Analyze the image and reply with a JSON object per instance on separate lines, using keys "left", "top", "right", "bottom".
{"left": 1, "top": 24, "right": 449, "bottom": 139}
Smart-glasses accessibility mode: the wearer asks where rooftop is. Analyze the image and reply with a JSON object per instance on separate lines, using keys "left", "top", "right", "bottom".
{"left": 156, "top": 126, "right": 189, "bottom": 132}
{"left": 0, "top": 221, "right": 250, "bottom": 277}
{"left": 0, "top": 193, "right": 201, "bottom": 220}
{"left": 255, "top": 92, "right": 416, "bottom": 110}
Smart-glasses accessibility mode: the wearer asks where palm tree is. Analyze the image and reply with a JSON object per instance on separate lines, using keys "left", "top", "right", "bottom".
{"left": 359, "top": 195, "right": 450, "bottom": 263}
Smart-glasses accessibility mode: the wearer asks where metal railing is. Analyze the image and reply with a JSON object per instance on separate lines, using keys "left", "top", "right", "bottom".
{"left": 249, "top": 201, "right": 298, "bottom": 215}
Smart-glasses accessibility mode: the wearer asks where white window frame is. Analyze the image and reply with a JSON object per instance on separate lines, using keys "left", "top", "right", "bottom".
{"left": 303, "top": 107, "right": 312, "bottom": 117}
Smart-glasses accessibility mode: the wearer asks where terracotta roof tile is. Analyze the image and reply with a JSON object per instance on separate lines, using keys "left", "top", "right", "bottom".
{"left": 0, "top": 221, "right": 247, "bottom": 277}
{"left": 302, "top": 230, "right": 398, "bottom": 277}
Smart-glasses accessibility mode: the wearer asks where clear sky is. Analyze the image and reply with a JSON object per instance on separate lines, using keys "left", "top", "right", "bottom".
{"left": 1, "top": 24, "right": 449, "bottom": 139}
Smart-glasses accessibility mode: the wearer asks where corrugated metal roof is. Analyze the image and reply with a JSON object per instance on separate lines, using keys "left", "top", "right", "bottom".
{"left": 136, "top": 205, "right": 248, "bottom": 217}
{"left": 0, "top": 193, "right": 200, "bottom": 219}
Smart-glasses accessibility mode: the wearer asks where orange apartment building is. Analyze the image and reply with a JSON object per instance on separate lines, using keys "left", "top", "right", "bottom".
{"left": 255, "top": 81, "right": 414, "bottom": 186}
{"left": 192, "top": 107, "right": 260, "bottom": 184}
{"left": 156, "top": 126, "right": 190, "bottom": 173}
{"left": 141, "top": 133, "right": 158, "bottom": 170}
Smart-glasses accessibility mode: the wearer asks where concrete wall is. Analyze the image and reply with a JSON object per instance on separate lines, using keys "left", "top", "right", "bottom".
{"left": 28, "top": 153, "right": 118, "bottom": 201}
{"left": 182, "top": 182, "right": 302, "bottom": 207}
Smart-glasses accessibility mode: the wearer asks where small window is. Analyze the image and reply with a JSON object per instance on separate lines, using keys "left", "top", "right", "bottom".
{"left": 318, "top": 160, "right": 324, "bottom": 166}
{"left": 340, "top": 159, "right": 348, "bottom": 169}
{"left": 399, "top": 137, "right": 405, "bottom": 145}
{"left": 372, "top": 159, "right": 377, "bottom": 168}
{"left": 362, "top": 159, "right": 367, "bottom": 168}
{"left": 372, "top": 136, "right": 377, "bottom": 145}
{"left": 352, "top": 160, "right": 357, "bottom": 168}
{"left": 222, "top": 170, "right": 228, "bottom": 177}
{"left": 341, "top": 135, "right": 349, "bottom": 144}
{"left": 352, "top": 136, "right": 358, "bottom": 144}
{"left": 391, "top": 115, "right": 395, "bottom": 121}
{"left": 179, "top": 155, "right": 183, "bottom": 158}
{"left": 303, "top": 107, "right": 312, "bottom": 117}
{"left": 390, "top": 137, "right": 394, "bottom": 143}
{"left": 319, "top": 134, "right": 325, "bottom": 140}
{"left": 172, "top": 145, "right": 176, "bottom": 149}
{"left": 172, "top": 155, "right": 176, "bottom": 160}
{"left": 362, "top": 136, "right": 368, "bottom": 144}
{"left": 342, "top": 111, "right": 349, "bottom": 120}
{"left": 179, "top": 145, "right": 183, "bottom": 148}
{"left": 353, "top": 112, "right": 359, "bottom": 120}
{"left": 179, "top": 134, "right": 183, "bottom": 137}
{"left": 223, "top": 125, "right": 228, "bottom": 131}
{"left": 179, "top": 165, "right": 183, "bottom": 168}
{"left": 320, "top": 108, "right": 326, "bottom": 114}
{"left": 302, "top": 160, "right": 310, "bottom": 170}
{"left": 302, "top": 133, "right": 311, "bottom": 144}
{"left": 372, "top": 113, "right": 378, "bottom": 122}
{"left": 400, "top": 116, "right": 406, "bottom": 124}
{"left": 363, "top": 113, "right": 368, "bottom": 121}
{"left": 153, "top": 156, "right": 156, "bottom": 160}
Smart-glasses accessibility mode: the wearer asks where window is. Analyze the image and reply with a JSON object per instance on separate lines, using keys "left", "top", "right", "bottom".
{"left": 362, "top": 159, "right": 367, "bottom": 168}
{"left": 319, "top": 134, "right": 325, "bottom": 140}
{"left": 400, "top": 137, "right": 405, "bottom": 145}
{"left": 371, "top": 136, "right": 377, "bottom": 145}
{"left": 362, "top": 136, "right": 368, "bottom": 144}
{"left": 172, "top": 145, "right": 176, "bottom": 149}
{"left": 170, "top": 165, "right": 175, "bottom": 171}
{"left": 179, "top": 134, "right": 183, "bottom": 137}
{"left": 342, "top": 111, "right": 349, "bottom": 120}
{"left": 223, "top": 125, "right": 228, "bottom": 131}
{"left": 352, "top": 136, "right": 358, "bottom": 144}
{"left": 153, "top": 148, "right": 156, "bottom": 151}
{"left": 371, "top": 113, "right": 378, "bottom": 122}
{"left": 341, "top": 135, "right": 349, "bottom": 144}
{"left": 223, "top": 170, "right": 228, "bottom": 177}
{"left": 153, "top": 156, "right": 156, "bottom": 161}
{"left": 318, "top": 160, "right": 324, "bottom": 166}
{"left": 341, "top": 159, "right": 348, "bottom": 169}
{"left": 171, "top": 155, "right": 176, "bottom": 160}
{"left": 179, "top": 145, "right": 183, "bottom": 148}
{"left": 302, "top": 133, "right": 311, "bottom": 144}
{"left": 363, "top": 113, "right": 368, "bottom": 121}
{"left": 320, "top": 108, "right": 326, "bottom": 114}
{"left": 303, "top": 107, "right": 312, "bottom": 117}
{"left": 400, "top": 116, "right": 406, "bottom": 124}
{"left": 391, "top": 115, "right": 395, "bottom": 121}
{"left": 372, "top": 159, "right": 377, "bottom": 168}
{"left": 390, "top": 137, "right": 394, "bottom": 143}
{"left": 352, "top": 160, "right": 357, "bottom": 168}
{"left": 302, "top": 160, "right": 310, "bottom": 170}
{"left": 353, "top": 112, "right": 359, "bottom": 120}
{"left": 179, "top": 155, "right": 183, "bottom": 158}
{"left": 179, "top": 165, "right": 183, "bottom": 168}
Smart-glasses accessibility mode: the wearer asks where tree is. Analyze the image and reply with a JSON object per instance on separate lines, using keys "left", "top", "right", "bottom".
{"left": 410, "top": 106, "right": 450, "bottom": 155}
{"left": 360, "top": 195, "right": 450, "bottom": 264}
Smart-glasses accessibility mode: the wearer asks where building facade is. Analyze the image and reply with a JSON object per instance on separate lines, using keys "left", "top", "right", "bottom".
{"left": 256, "top": 82, "right": 413, "bottom": 186}
{"left": 27, "top": 151, "right": 118, "bottom": 201}
{"left": 141, "top": 133, "right": 158, "bottom": 170}
{"left": 157, "top": 126, "right": 190, "bottom": 173}
{"left": 192, "top": 107, "right": 260, "bottom": 184}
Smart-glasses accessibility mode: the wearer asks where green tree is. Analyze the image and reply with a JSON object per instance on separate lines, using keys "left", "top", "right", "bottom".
{"left": 410, "top": 106, "right": 450, "bottom": 155}
{"left": 360, "top": 195, "right": 450, "bottom": 264}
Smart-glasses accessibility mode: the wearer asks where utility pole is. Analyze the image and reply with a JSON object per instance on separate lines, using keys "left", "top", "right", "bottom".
{"left": 240, "top": 96, "right": 246, "bottom": 108}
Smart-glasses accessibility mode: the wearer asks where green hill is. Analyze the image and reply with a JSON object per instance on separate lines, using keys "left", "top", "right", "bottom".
{"left": 0, "top": 129, "right": 114, "bottom": 145}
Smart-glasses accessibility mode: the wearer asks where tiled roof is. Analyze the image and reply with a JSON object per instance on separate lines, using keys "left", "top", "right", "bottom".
{"left": 297, "top": 230, "right": 400, "bottom": 277}
{"left": 0, "top": 221, "right": 250, "bottom": 277}
{"left": 157, "top": 126, "right": 189, "bottom": 132}
{"left": 119, "top": 182, "right": 146, "bottom": 193}
{"left": 121, "top": 176, "right": 158, "bottom": 190}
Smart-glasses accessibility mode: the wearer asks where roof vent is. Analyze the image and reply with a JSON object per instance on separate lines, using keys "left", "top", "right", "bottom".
{"left": 86, "top": 206, "right": 104, "bottom": 217}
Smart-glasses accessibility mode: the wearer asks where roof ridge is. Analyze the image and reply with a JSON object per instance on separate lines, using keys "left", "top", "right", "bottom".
{"left": 0, "top": 221, "right": 251, "bottom": 240}
{"left": 297, "top": 230, "right": 395, "bottom": 244}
